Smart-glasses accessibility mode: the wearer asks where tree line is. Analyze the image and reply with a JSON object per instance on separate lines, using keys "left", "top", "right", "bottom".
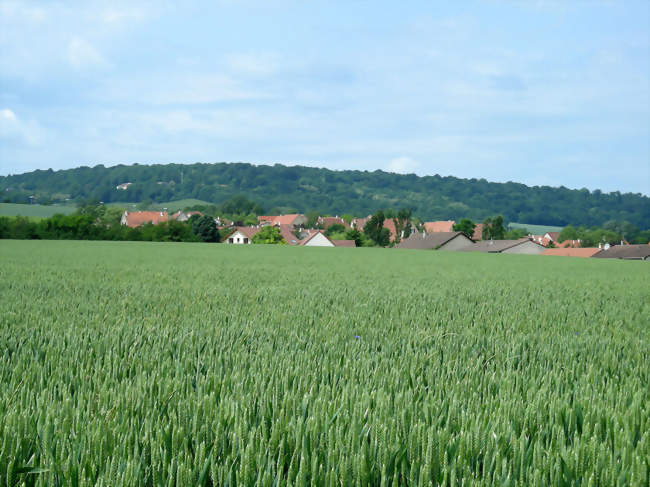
{"left": 2, "top": 162, "right": 648, "bottom": 228}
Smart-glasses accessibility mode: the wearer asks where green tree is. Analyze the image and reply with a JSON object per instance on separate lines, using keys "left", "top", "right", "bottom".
{"left": 453, "top": 218, "right": 476, "bottom": 238}
{"left": 482, "top": 216, "right": 506, "bottom": 240}
{"left": 392, "top": 208, "right": 412, "bottom": 243}
{"left": 252, "top": 226, "right": 286, "bottom": 244}
{"left": 344, "top": 228, "right": 365, "bottom": 247}
{"left": 558, "top": 225, "right": 579, "bottom": 243}
{"left": 324, "top": 223, "right": 346, "bottom": 237}
{"left": 363, "top": 211, "right": 390, "bottom": 246}
{"left": 505, "top": 227, "right": 528, "bottom": 239}
{"left": 191, "top": 215, "right": 220, "bottom": 242}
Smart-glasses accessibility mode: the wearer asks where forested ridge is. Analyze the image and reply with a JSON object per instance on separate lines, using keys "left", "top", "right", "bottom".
{"left": 1, "top": 162, "right": 648, "bottom": 227}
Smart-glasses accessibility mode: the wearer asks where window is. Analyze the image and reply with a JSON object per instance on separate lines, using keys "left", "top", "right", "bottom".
{"left": 244, "top": 238, "right": 248, "bottom": 244}
{"left": 228, "top": 238, "right": 233, "bottom": 243}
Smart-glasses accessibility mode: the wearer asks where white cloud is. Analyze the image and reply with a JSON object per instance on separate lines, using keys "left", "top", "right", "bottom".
{"left": 0, "top": 108, "right": 43, "bottom": 145}
{"left": 225, "top": 52, "right": 279, "bottom": 77}
{"left": 0, "top": 1, "right": 46, "bottom": 23}
{"left": 67, "top": 37, "right": 110, "bottom": 70}
{"left": 386, "top": 156, "right": 420, "bottom": 174}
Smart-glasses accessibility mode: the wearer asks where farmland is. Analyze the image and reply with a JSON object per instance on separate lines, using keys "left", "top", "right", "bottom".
{"left": 1, "top": 240, "right": 648, "bottom": 486}
{"left": 0, "top": 203, "right": 76, "bottom": 219}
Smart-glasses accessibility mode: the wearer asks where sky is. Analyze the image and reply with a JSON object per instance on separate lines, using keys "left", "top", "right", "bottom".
{"left": 0, "top": 1, "right": 648, "bottom": 194}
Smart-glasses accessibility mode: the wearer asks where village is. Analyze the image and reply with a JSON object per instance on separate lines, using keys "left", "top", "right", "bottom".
{"left": 120, "top": 209, "right": 650, "bottom": 260}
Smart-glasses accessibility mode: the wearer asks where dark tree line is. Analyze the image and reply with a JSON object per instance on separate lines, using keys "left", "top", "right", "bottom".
{"left": 2, "top": 162, "right": 648, "bottom": 228}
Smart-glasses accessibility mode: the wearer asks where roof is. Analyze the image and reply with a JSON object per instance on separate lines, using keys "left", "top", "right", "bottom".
{"left": 383, "top": 219, "right": 398, "bottom": 241}
{"left": 557, "top": 239, "right": 581, "bottom": 248}
{"left": 172, "top": 210, "right": 202, "bottom": 220}
{"left": 396, "top": 231, "right": 469, "bottom": 250}
{"left": 333, "top": 239, "right": 356, "bottom": 247}
{"left": 592, "top": 244, "right": 650, "bottom": 260}
{"left": 423, "top": 221, "right": 455, "bottom": 233}
{"left": 258, "top": 215, "right": 277, "bottom": 224}
{"left": 123, "top": 211, "right": 168, "bottom": 228}
{"left": 472, "top": 224, "right": 483, "bottom": 241}
{"left": 462, "top": 238, "right": 543, "bottom": 253}
{"left": 278, "top": 224, "right": 302, "bottom": 245}
{"left": 542, "top": 248, "right": 602, "bottom": 258}
{"left": 545, "top": 232, "right": 560, "bottom": 241}
{"left": 228, "top": 226, "right": 261, "bottom": 239}
{"left": 273, "top": 214, "right": 303, "bottom": 225}
{"left": 351, "top": 216, "right": 370, "bottom": 230}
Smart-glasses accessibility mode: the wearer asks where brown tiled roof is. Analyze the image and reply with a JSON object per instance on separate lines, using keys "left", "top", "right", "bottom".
{"left": 333, "top": 239, "right": 356, "bottom": 247}
{"left": 351, "top": 216, "right": 370, "bottom": 231}
{"left": 273, "top": 214, "right": 302, "bottom": 225}
{"left": 278, "top": 224, "right": 302, "bottom": 245}
{"left": 396, "top": 231, "right": 470, "bottom": 250}
{"left": 542, "top": 248, "right": 602, "bottom": 258}
{"left": 424, "top": 221, "right": 455, "bottom": 233}
{"left": 257, "top": 215, "right": 277, "bottom": 224}
{"left": 557, "top": 239, "right": 581, "bottom": 248}
{"left": 592, "top": 244, "right": 650, "bottom": 260}
{"left": 123, "top": 211, "right": 168, "bottom": 228}
{"left": 383, "top": 219, "right": 398, "bottom": 241}
{"left": 229, "top": 226, "right": 261, "bottom": 239}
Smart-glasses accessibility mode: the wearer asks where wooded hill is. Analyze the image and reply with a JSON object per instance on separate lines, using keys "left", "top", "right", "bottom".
{"left": 2, "top": 162, "right": 648, "bottom": 228}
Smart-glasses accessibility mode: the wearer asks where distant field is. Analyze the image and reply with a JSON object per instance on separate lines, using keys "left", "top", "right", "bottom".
{"left": 106, "top": 199, "right": 214, "bottom": 212}
{"left": 0, "top": 202, "right": 76, "bottom": 218}
{"left": 0, "top": 241, "right": 647, "bottom": 485}
{"left": 508, "top": 222, "right": 564, "bottom": 234}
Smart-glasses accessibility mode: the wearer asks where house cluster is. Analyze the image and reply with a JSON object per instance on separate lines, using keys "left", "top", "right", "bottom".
{"left": 120, "top": 210, "right": 201, "bottom": 227}
{"left": 119, "top": 211, "right": 650, "bottom": 260}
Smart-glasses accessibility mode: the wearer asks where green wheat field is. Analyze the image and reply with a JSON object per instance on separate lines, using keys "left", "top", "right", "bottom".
{"left": 1, "top": 240, "right": 648, "bottom": 486}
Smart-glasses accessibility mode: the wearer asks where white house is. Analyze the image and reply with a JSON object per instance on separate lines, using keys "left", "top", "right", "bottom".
{"left": 224, "top": 226, "right": 260, "bottom": 244}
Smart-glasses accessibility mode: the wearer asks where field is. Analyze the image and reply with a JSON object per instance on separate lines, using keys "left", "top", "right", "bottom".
{"left": 0, "top": 241, "right": 648, "bottom": 486}
{"left": 0, "top": 203, "right": 76, "bottom": 219}
{"left": 508, "top": 222, "right": 564, "bottom": 235}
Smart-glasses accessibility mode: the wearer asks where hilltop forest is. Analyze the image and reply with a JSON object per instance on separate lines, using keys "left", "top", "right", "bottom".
{"left": 1, "top": 162, "right": 648, "bottom": 228}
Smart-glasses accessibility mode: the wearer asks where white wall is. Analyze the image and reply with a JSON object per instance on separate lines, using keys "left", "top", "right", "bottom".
{"left": 304, "top": 233, "right": 334, "bottom": 247}
{"left": 225, "top": 231, "right": 251, "bottom": 244}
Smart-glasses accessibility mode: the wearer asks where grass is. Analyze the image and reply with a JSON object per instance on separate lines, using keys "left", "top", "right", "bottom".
{"left": 0, "top": 203, "right": 76, "bottom": 218}
{"left": 0, "top": 240, "right": 648, "bottom": 486}
{"left": 508, "top": 222, "right": 564, "bottom": 234}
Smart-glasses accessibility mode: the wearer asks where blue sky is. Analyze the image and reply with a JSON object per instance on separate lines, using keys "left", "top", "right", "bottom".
{"left": 1, "top": 1, "right": 648, "bottom": 194}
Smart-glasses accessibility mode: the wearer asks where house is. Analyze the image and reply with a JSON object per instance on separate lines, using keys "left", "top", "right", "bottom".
{"left": 462, "top": 238, "right": 545, "bottom": 254}
{"left": 542, "top": 248, "right": 602, "bottom": 258}
{"left": 592, "top": 244, "right": 650, "bottom": 260}
{"left": 300, "top": 231, "right": 356, "bottom": 247}
{"left": 171, "top": 210, "right": 202, "bottom": 222}
{"left": 115, "top": 182, "right": 132, "bottom": 190}
{"left": 383, "top": 219, "right": 398, "bottom": 242}
{"left": 531, "top": 235, "right": 553, "bottom": 247}
{"left": 557, "top": 239, "right": 581, "bottom": 248}
{"left": 395, "top": 231, "right": 474, "bottom": 251}
{"left": 351, "top": 216, "right": 370, "bottom": 231}
{"left": 544, "top": 232, "right": 560, "bottom": 242}
{"left": 224, "top": 226, "right": 260, "bottom": 244}
{"left": 120, "top": 211, "right": 168, "bottom": 228}
{"left": 257, "top": 214, "right": 307, "bottom": 227}
{"left": 318, "top": 216, "right": 350, "bottom": 229}
{"left": 278, "top": 224, "right": 303, "bottom": 245}
{"left": 423, "top": 221, "right": 455, "bottom": 233}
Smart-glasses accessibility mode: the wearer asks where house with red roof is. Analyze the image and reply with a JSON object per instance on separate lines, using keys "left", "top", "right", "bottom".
{"left": 318, "top": 216, "right": 350, "bottom": 229}
{"left": 223, "top": 226, "right": 260, "bottom": 244}
{"left": 301, "top": 231, "right": 356, "bottom": 247}
{"left": 542, "top": 248, "right": 601, "bottom": 258}
{"left": 120, "top": 211, "right": 168, "bottom": 228}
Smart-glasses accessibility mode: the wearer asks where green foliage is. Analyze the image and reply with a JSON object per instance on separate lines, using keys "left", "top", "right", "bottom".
{"left": 558, "top": 224, "right": 580, "bottom": 242}
{"left": 0, "top": 241, "right": 648, "bottom": 485}
{"left": 191, "top": 215, "right": 220, "bottom": 242}
{"left": 505, "top": 227, "right": 528, "bottom": 240}
{"left": 324, "top": 223, "right": 346, "bottom": 237}
{"left": 363, "top": 211, "right": 391, "bottom": 246}
{"left": 0, "top": 203, "right": 76, "bottom": 218}
{"left": 217, "top": 195, "right": 264, "bottom": 216}
{"left": 344, "top": 228, "right": 366, "bottom": 247}
{"left": 453, "top": 218, "right": 476, "bottom": 238}
{"left": 251, "top": 226, "right": 285, "bottom": 244}
{"left": 482, "top": 215, "right": 506, "bottom": 240}
{"left": 392, "top": 208, "right": 413, "bottom": 243}
{"left": 2, "top": 162, "right": 648, "bottom": 228}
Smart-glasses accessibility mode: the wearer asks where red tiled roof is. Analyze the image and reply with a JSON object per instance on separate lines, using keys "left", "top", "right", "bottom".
{"left": 542, "top": 248, "right": 602, "bottom": 258}
{"left": 351, "top": 216, "right": 370, "bottom": 231}
{"left": 557, "top": 239, "right": 581, "bottom": 248}
{"left": 224, "top": 226, "right": 261, "bottom": 239}
{"left": 273, "top": 214, "right": 302, "bottom": 225}
{"left": 383, "top": 219, "right": 398, "bottom": 241}
{"left": 122, "top": 211, "right": 168, "bottom": 228}
{"left": 258, "top": 215, "right": 277, "bottom": 224}
{"left": 278, "top": 224, "right": 302, "bottom": 245}
{"left": 472, "top": 224, "right": 483, "bottom": 241}
{"left": 424, "top": 221, "right": 455, "bottom": 233}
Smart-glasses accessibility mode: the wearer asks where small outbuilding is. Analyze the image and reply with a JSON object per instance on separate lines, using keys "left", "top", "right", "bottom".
{"left": 395, "top": 231, "right": 474, "bottom": 251}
